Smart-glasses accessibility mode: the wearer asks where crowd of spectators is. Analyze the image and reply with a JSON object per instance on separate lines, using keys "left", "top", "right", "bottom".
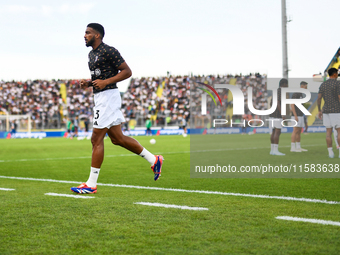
{"left": 0, "top": 73, "right": 268, "bottom": 131}
{"left": 121, "top": 76, "right": 190, "bottom": 128}
{"left": 0, "top": 79, "right": 93, "bottom": 130}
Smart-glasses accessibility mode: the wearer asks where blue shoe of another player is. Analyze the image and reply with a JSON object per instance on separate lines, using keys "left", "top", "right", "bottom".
{"left": 151, "top": 155, "right": 164, "bottom": 181}
{"left": 70, "top": 183, "right": 97, "bottom": 194}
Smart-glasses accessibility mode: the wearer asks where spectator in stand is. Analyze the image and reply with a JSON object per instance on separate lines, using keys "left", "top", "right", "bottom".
{"left": 66, "top": 117, "right": 73, "bottom": 138}
{"left": 10, "top": 120, "right": 17, "bottom": 138}
{"left": 73, "top": 116, "right": 79, "bottom": 137}
{"left": 145, "top": 115, "right": 152, "bottom": 136}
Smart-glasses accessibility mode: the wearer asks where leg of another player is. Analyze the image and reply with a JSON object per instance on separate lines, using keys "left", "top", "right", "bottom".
{"left": 272, "top": 129, "right": 284, "bottom": 156}
{"left": 334, "top": 128, "right": 339, "bottom": 149}
{"left": 336, "top": 127, "right": 340, "bottom": 158}
{"left": 326, "top": 128, "right": 334, "bottom": 158}
{"left": 291, "top": 127, "right": 297, "bottom": 151}
{"left": 295, "top": 127, "right": 306, "bottom": 151}
{"left": 304, "top": 116, "right": 308, "bottom": 133}
{"left": 270, "top": 130, "right": 275, "bottom": 154}
{"left": 273, "top": 128, "right": 281, "bottom": 144}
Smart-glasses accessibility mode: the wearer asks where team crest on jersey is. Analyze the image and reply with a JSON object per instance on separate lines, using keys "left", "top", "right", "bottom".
{"left": 95, "top": 69, "right": 101, "bottom": 76}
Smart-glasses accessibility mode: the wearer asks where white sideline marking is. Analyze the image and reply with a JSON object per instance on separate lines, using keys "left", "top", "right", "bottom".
{"left": 0, "top": 175, "right": 339, "bottom": 205}
{"left": 0, "top": 187, "right": 15, "bottom": 191}
{"left": 0, "top": 144, "right": 323, "bottom": 163}
{"left": 134, "top": 202, "right": 208, "bottom": 211}
{"left": 45, "top": 193, "right": 95, "bottom": 199}
{"left": 276, "top": 216, "right": 340, "bottom": 227}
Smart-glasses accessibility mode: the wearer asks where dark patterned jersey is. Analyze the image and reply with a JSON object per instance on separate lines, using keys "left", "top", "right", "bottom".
{"left": 269, "top": 87, "right": 282, "bottom": 118}
{"left": 318, "top": 79, "right": 340, "bottom": 113}
{"left": 291, "top": 92, "right": 304, "bottom": 116}
{"left": 88, "top": 43, "right": 125, "bottom": 94}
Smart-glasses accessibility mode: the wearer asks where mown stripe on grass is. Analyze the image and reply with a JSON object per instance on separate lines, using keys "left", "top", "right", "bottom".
{"left": 45, "top": 193, "right": 95, "bottom": 199}
{"left": 276, "top": 216, "right": 340, "bottom": 226}
{"left": 134, "top": 202, "right": 208, "bottom": 210}
{"left": 0, "top": 187, "right": 15, "bottom": 191}
{"left": 1, "top": 175, "right": 339, "bottom": 205}
{"left": 0, "top": 144, "right": 324, "bottom": 163}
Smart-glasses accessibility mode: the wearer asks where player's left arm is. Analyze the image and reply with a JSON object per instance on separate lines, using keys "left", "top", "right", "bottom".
{"left": 92, "top": 62, "right": 132, "bottom": 90}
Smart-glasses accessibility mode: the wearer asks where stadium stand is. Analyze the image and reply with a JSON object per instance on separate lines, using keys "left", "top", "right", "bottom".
{"left": 1, "top": 73, "right": 308, "bottom": 132}
{"left": 0, "top": 79, "right": 93, "bottom": 131}
{"left": 122, "top": 76, "right": 190, "bottom": 129}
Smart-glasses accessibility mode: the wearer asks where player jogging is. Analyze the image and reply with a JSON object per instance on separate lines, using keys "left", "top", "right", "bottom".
{"left": 269, "top": 78, "right": 288, "bottom": 156}
{"left": 290, "top": 81, "right": 308, "bottom": 152}
{"left": 71, "top": 23, "right": 163, "bottom": 194}
{"left": 317, "top": 67, "right": 340, "bottom": 158}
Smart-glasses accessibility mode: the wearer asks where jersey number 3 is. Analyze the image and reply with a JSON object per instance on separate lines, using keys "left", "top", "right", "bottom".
{"left": 95, "top": 110, "right": 100, "bottom": 120}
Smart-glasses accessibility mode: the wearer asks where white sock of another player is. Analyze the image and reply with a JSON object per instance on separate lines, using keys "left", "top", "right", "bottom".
{"left": 334, "top": 129, "right": 339, "bottom": 148}
{"left": 86, "top": 167, "right": 100, "bottom": 188}
{"left": 291, "top": 142, "right": 295, "bottom": 150}
{"left": 139, "top": 148, "right": 156, "bottom": 165}
{"left": 271, "top": 144, "right": 274, "bottom": 152}
{"left": 296, "top": 142, "right": 301, "bottom": 149}
{"left": 328, "top": 147, "right": 334, "bottom": 157}
{"left": 273, "top": 144, "right": 278, "bottom": 152}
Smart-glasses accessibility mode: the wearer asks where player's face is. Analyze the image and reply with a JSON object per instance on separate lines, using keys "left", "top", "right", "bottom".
{"left": 84, "top": 27, "right": 96, "bottom": 47}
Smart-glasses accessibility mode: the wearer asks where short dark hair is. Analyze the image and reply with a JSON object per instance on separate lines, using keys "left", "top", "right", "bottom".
{"left": 279, "top": 78, "right": 288, "bottom": 87}
{"left": 300, "top": 81, "right": 308, "bottom": 86}
{"left": 87, "top": 23, "right": 105, "bottom": 38}
{"left": 328, "top": 67, "right": 338, "bottom": 77}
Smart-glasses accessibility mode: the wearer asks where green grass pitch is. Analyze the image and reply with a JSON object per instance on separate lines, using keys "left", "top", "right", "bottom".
{"left": 0, "top": 133, "right": 339, "bottom": 254}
